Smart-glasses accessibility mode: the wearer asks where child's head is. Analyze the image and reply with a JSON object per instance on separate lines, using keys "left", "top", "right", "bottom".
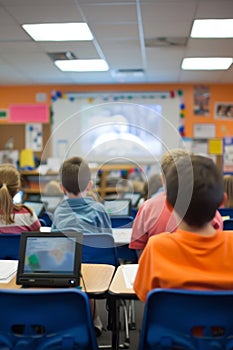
{"left": 166, "top": 155, "right": 224, "bottom": 228}
{"left": 0, "top": 164, "right": 20, "bottom": 198}
{"left": 60, "top": 157, "right": 91, "bottom": 195}
{"left": 144, "top": 174, "right": 163, "bottom": 199}
{"left": 160, "top": 148, "right": 191, "bottom": 180}
{"left": 0, "top": 164, "right": 21, "bottom": 224}
{"left": 44, "top": 180, "right": 63, "bottom": 196}
{"left": 223, "top": 174, "right": 233, "bottom": 208}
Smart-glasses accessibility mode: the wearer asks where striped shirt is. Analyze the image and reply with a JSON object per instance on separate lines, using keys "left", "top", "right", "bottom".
{"left": 0, "top": 206, "right": 41, "bottom": 234}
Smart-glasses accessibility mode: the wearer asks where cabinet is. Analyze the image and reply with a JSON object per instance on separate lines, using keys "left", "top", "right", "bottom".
{"left": 20, "top": 164, "right": 137, "bottom": 199}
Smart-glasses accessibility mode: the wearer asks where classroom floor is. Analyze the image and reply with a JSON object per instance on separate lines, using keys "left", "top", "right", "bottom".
{"left": 96, "top": 299, "right": 145, "bottom": 350}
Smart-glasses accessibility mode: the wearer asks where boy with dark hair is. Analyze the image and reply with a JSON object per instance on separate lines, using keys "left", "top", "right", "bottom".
{"left": 52, "top": 156, "right": 112, "bottom": 233}
{"left": 129, "top": 149, "right": 223, "bottom": 257}
{"left": 134, "top": 155, "right": 233, "bottom": 302}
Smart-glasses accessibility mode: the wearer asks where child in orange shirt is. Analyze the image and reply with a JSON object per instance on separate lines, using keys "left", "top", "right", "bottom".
{"left": 134, "top": 155, "right": 233, "bottom": 302}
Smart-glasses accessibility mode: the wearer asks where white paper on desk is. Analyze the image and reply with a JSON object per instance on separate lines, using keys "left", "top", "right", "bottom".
{"left": 112, "top": 228, "right": 132, "bottom": 244}
{"left": 0, "top": 260, "right": 18, "bottom": 283}
{"left": 122, "top": 264, "right": 139, "bottom": 289}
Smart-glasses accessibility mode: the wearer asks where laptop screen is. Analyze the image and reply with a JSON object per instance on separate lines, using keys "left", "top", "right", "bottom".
{"left": 104, "top": 199, "right": 131, "bottom": 216}
{"left": 23, "top": 201, "right": 45, "bottom": 217}
{"left": 123, "top": 192, "right": 142, "bottom": 207}
{"left": 13, "top": 190, "right": 24, "bottom": 204}
{"left": 16, "top": 231, "right": 83, "bottom": 287}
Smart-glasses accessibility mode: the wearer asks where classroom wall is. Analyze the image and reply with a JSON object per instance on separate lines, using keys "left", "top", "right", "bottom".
{"left": 0, "top": 83, "right": 233, "bottom": 157}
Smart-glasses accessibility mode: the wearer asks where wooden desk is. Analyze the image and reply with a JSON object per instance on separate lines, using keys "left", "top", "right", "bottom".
{"left": 108, "top": 265, "right": 138, "bottom": 350}
{"left": 0, "top": 264, "right": 115, "bottom": 295}
{"left": 109, "top": 264, "right": 137, "bottom": 296}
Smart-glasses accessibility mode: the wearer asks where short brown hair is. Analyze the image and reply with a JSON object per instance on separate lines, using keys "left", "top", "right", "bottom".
{"left": 161, "top": 148, "right": 191, "bottom": 179}
{"left": 166, "top": 155, "right": 224, "bottom": 227}
{"left": 60, "top": 157, "right": 91, "bottom": 195}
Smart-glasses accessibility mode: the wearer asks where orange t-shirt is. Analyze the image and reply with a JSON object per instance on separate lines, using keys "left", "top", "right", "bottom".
{"left": 134, "top": 229, "right": 233, "bottom": 302}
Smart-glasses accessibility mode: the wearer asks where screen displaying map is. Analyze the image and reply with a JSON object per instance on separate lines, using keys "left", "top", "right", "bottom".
{"left": 24, "top": 237, "right": 76, "bottom": 273}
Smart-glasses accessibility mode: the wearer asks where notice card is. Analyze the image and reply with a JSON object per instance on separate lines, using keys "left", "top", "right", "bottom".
{"left": 9, "top": 104, "right": 49, "bottom": 123}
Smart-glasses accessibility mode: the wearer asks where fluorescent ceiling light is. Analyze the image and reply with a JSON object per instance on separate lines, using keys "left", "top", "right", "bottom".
{"left": 182, "top": 57, "right": 233, "bottom": 70}
{"left": 191, "top": 19, "right": 233, "bottom": 38}
{"left": 55, "top": 59, "right": 109, "bottom": 72}
{"left": 22, "top": 23, "right": 93, "bottom": 41}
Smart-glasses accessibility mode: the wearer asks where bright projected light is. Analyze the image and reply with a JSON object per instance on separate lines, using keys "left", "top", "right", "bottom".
{"left": 22, "top": 23, "right": 93, "bottom": 41}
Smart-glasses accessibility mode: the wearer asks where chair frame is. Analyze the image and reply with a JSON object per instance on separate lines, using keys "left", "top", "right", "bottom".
{"left": 139, "top": 288, "right": 233, "bottom": 350}
{"left": 0, "top": 288, "right": 98, "bottom": 350}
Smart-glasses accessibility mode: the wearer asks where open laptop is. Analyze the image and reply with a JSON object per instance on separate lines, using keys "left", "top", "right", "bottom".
{"left": 123, "top": 191, "right": 143, "bottom": 207}
{"left": 23, "top": 201, "right": 45, "bottom": 218}
{"left": 16, "top": 231, "right": 83, "bottom": 288}
{"left": 104, "top": 198, "right": 131, "bottom": 217}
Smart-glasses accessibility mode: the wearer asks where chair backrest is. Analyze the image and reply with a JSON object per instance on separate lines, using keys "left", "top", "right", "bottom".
{"left": 110, "top": 215, "right": 134, "bottom": 228}
{"left": 139, "top": 289, "right": 233, "bottom": 350}
{"left": 218, "top": 207, "right": 233, "bottom": 218}
{"left": 82, "top": 232, "right": 119, "bottom": 266}
{"left": 0, "top": 234, "right": 21, "bottom": 259}
{"left": 39, "top": 211, "right": 53, "bottom": 226}
{"left": 0, "top": 289, "right": 98, "bottom": 350}
{"left": 223, "top": 219, "right": 233, "bottom": 230}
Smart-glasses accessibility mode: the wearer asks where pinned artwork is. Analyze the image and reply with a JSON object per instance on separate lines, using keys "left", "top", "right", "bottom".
{"left": 25, "top": 123, "right": 43, "bottom": 151}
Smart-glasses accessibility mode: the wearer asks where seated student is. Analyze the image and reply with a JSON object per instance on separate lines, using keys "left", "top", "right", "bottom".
{"left": 144, "top": 173, "right": 164, "bottom": 199}
{"left": 223, "top": 174, "right": 233, "bottom": 208}
{"left": 129, "top": 149, "right": 223, "bottom": 258}
{"left": 51, "top": 156, "right": 112, "bottom": 233}
{"left": 134, "top": 155, "right": 233, "bottom": 302}
{"left": 0, "top": 164, "right": 41, "bottom": 233}
{"left": 51, "top": 156, "right": 112, "bottom": 336}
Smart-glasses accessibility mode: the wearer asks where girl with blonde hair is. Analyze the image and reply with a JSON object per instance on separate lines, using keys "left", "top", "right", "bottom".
{"left": 0, "top": 164, "right": 41, "bottom": 233}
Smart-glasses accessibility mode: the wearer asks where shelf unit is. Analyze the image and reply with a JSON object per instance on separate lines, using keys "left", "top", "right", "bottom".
{"left": 20, "top": 164, "right": 137, "bottom": 199}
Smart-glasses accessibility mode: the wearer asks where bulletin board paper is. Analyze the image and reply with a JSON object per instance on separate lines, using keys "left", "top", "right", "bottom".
{"left": 25, "top": 123, "right": 43, "bottom": 151}
{"left": 193, "top": 124, "right": 216, "bottom": 138}
{"left": 9, "top": 104, "right": 49, "bottom": 123}
{"left": 208, "top": 139, "right": 223, "bottom": 155}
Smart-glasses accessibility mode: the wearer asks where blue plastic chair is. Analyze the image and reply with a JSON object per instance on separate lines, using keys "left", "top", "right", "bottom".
{"left": 0, "top": 233, "right": 21, "bottom": 259}
{"left": 82, "top": 232, "right": 119, "bottom": 266}
{"left": 218, "top": 207, "right": 233, "bottom": 218}
{"left": 223, "top": 219, "right": 233, "bottom": 230}
{"left": 110, "top": 216, "right": 134, "bottom": 228}
{"left": 0, "top": 289, "right": 98, "bottom": 350}
{"left": 139, "top": 288, "right": 233, "bottom": 350}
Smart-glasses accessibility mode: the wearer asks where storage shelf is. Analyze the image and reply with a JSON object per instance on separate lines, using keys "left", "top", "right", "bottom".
{"left": 20, "top": 164, "right": 137, "bottom": 199}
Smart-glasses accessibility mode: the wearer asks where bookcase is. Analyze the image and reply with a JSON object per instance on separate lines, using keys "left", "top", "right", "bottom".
{"left": 20, "top": 164, "right": 139, "bottom": 199}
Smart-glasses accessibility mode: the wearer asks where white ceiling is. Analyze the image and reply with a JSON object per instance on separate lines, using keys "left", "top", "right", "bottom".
{"left": 0, "top": 0, "right": 232, "bottom": 85}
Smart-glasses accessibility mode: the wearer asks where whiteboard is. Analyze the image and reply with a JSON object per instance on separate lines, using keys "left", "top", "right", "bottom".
{"left": 44, "top": 94, "right": 182, "bottom": 167}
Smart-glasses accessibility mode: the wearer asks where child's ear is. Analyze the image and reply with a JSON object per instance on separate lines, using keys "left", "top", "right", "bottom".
{"left": 86, "top": 180, "right": 93, "bottom": 191}
{"left": 60, "top": 184, "right": 66, "bottom": 194}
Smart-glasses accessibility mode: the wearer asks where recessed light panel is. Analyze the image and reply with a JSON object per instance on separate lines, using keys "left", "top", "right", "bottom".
{"left": 22, "top": 23, "right": 93, "bottom": 41}
{"left": 182, "top": 57, "right": 232, "bottom": 70}
{"left": 55, "top": 59, "right": 109, "bottom": 72}
{"left": 191, "top": 19, "right": 233, "bottom": 38}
